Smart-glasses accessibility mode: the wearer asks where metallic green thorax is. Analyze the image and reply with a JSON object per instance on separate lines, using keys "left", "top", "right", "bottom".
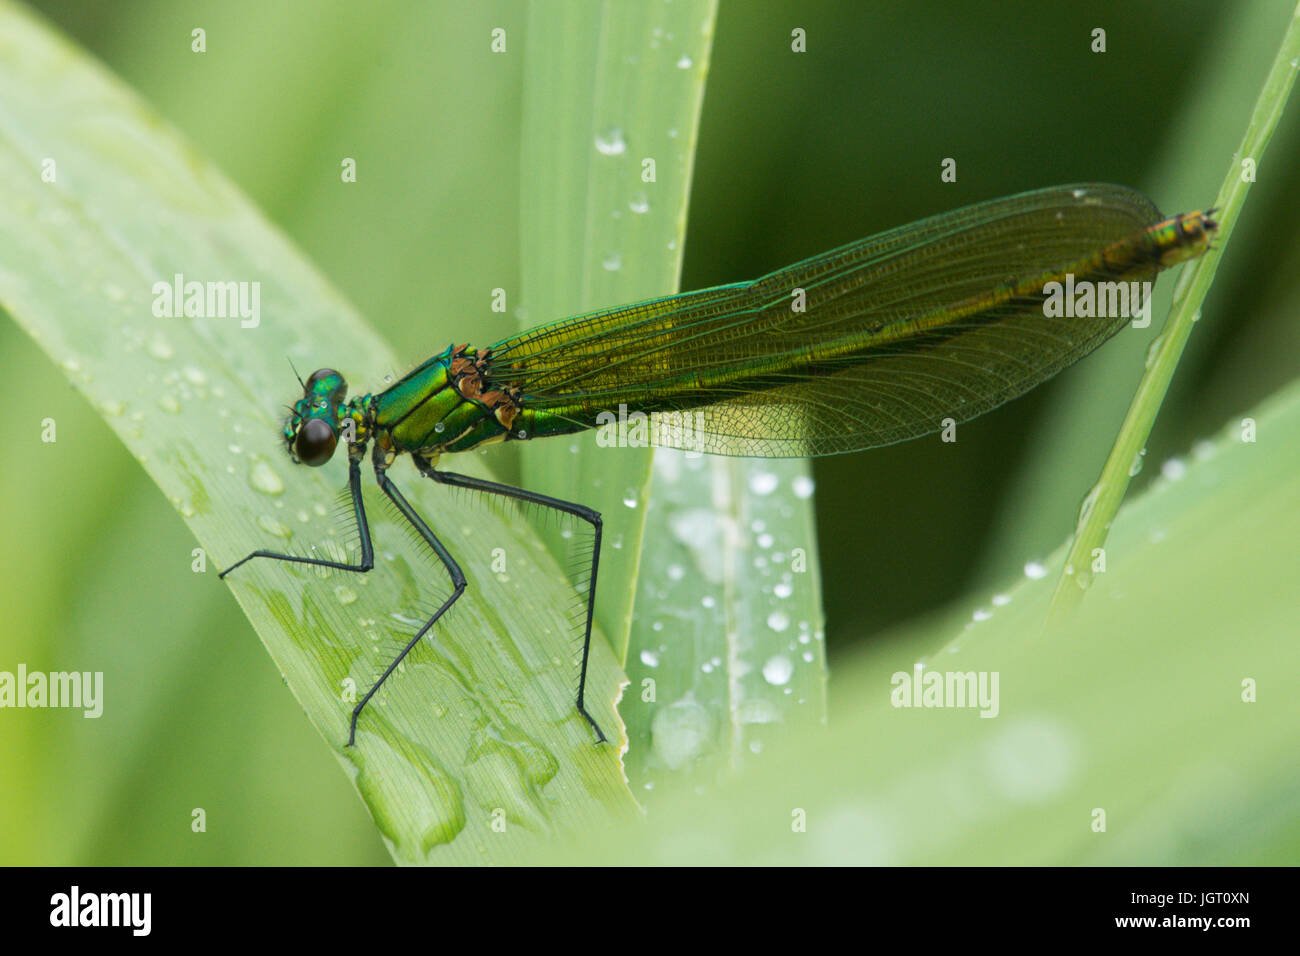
{"left": 372, "top": 345, "right": 508, "bottom": 456}
{"left": 334, "top": 343, "right": 588, "bottom": 463}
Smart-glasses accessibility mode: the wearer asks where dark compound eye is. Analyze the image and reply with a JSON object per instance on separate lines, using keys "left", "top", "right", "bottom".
{"left": 294, "top": 417, "right": 337, "bottom": 466}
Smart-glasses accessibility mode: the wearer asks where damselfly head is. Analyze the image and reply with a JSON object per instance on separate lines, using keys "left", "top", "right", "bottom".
{"left": 284, "top": 368, "right": 347, "bottom": 467}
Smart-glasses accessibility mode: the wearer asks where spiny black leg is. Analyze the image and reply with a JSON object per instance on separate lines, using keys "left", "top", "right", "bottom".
{"left": 346, "top": 458, "right": 468, "bottom": 746}
{"left": 420, "top": 464, "right": 606, "bottom": 744}
{"left": 219, "top": 455, "right": 375, "bottom": 578}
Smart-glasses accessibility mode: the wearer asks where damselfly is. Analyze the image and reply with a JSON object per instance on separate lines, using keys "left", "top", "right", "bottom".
{"left": 221, "top": 183, "right": 1216, "bottom": 746}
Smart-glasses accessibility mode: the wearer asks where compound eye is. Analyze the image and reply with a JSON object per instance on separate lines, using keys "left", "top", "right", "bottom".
{"left": 294, "top": 417, "right": 337, "bottom": 466}
{"left": 305, "top": 368, "right": 340, "bottom": 390}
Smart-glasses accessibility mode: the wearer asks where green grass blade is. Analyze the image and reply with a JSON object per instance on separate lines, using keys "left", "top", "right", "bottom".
{"left": 517, "top": 2, "right": 828, "bottom": 789}
{"left": 624, "top": 453, "right": 828, "bottom": 792}
{"left": 1048, "top": 1, "right": 1300, "bottom": 623}
{"left": 518, "top": 0, "right": 719, "bottom": 663}
{"left": 0, "top": 0, "right": 634, "bottom": 864}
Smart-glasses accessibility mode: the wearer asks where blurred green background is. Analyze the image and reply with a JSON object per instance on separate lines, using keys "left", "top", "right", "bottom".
{"left": 2, "top": 0, "right": 1296, "bottom": 864}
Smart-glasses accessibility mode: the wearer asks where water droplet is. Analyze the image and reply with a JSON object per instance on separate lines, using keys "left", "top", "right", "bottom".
{"left": 595, "top": 128, "right": 627, "bottom": 156}
{"left": 147, "top": 335, "right": 175, "bottom": 360}
{"left": 250, "top": 460, "right": 285, "bottom": 495}
{"left": 1024, "top": 561, "right": 1048, "bottom": 580}
{"left": 767, "top": 610, "right": 790, "bottom": 632}
{"left": 666, "top": 563, "right": 684, "bottom": 581}
{"left": 774, "top": 581, "right": 793, "bottom": 599}
{"left": 1076, "top": 484, "right": 1101, "bottom": 525}
{"left": 629, "top": 193, "right": 650, "bottom": 214}
{"left": 1144, "top": 334, "right": 1165, "bottom": 368}
{"left": 792, "top": 475, "right": 815, "bottom": 498}
{"left": 985, "top": 718, "right": 1079, "bottom": 801}
{"left": 622, "top": 487, "right": 639, "bottom": 508}
{"left": 972, "top": 607, "right": 993, "bottom": 622}
{"left": 748, "top": 471, "right": 779, "bottom": 495}
{"left": 992, "top": 593, "right": 1011, "bottom": 607}
{"left": 640, "top": 649, "right": 660, "bottom": 667}
{"left": 335, "top": 585, "right": 358, "bottom": 605}
{"left": 182, "top": 365, "right": 207, "bottom": 386}
{"left": 762, "top": 655, "right": 793, "bottom": 685}
{"left": 257, "top": 515, "right": 292, "bottom": 541}
{"left": 651, "top": 697, "right": 711, "bottom": 770}
{"left": 1161, "top": 457, "right": 1186, "bottom": 480}
{"left": 1127, "top": 448, "right": 1146, "bottom": 476}
{"left": 676, "top": 53, "right": 693, "bottom": 69}
{"left": 390, "top": 610, "right": 423, "bottom": 629}
{"left": 601, "top": 252, "right": 622, "bottom": 271}
{"left": 157, "top": 395, "right": 181, "bottom": 414}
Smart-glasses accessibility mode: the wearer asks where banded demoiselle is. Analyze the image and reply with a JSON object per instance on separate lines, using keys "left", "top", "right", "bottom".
{"left": 221, "top": 183, "right": 1216, "bottom": 746}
